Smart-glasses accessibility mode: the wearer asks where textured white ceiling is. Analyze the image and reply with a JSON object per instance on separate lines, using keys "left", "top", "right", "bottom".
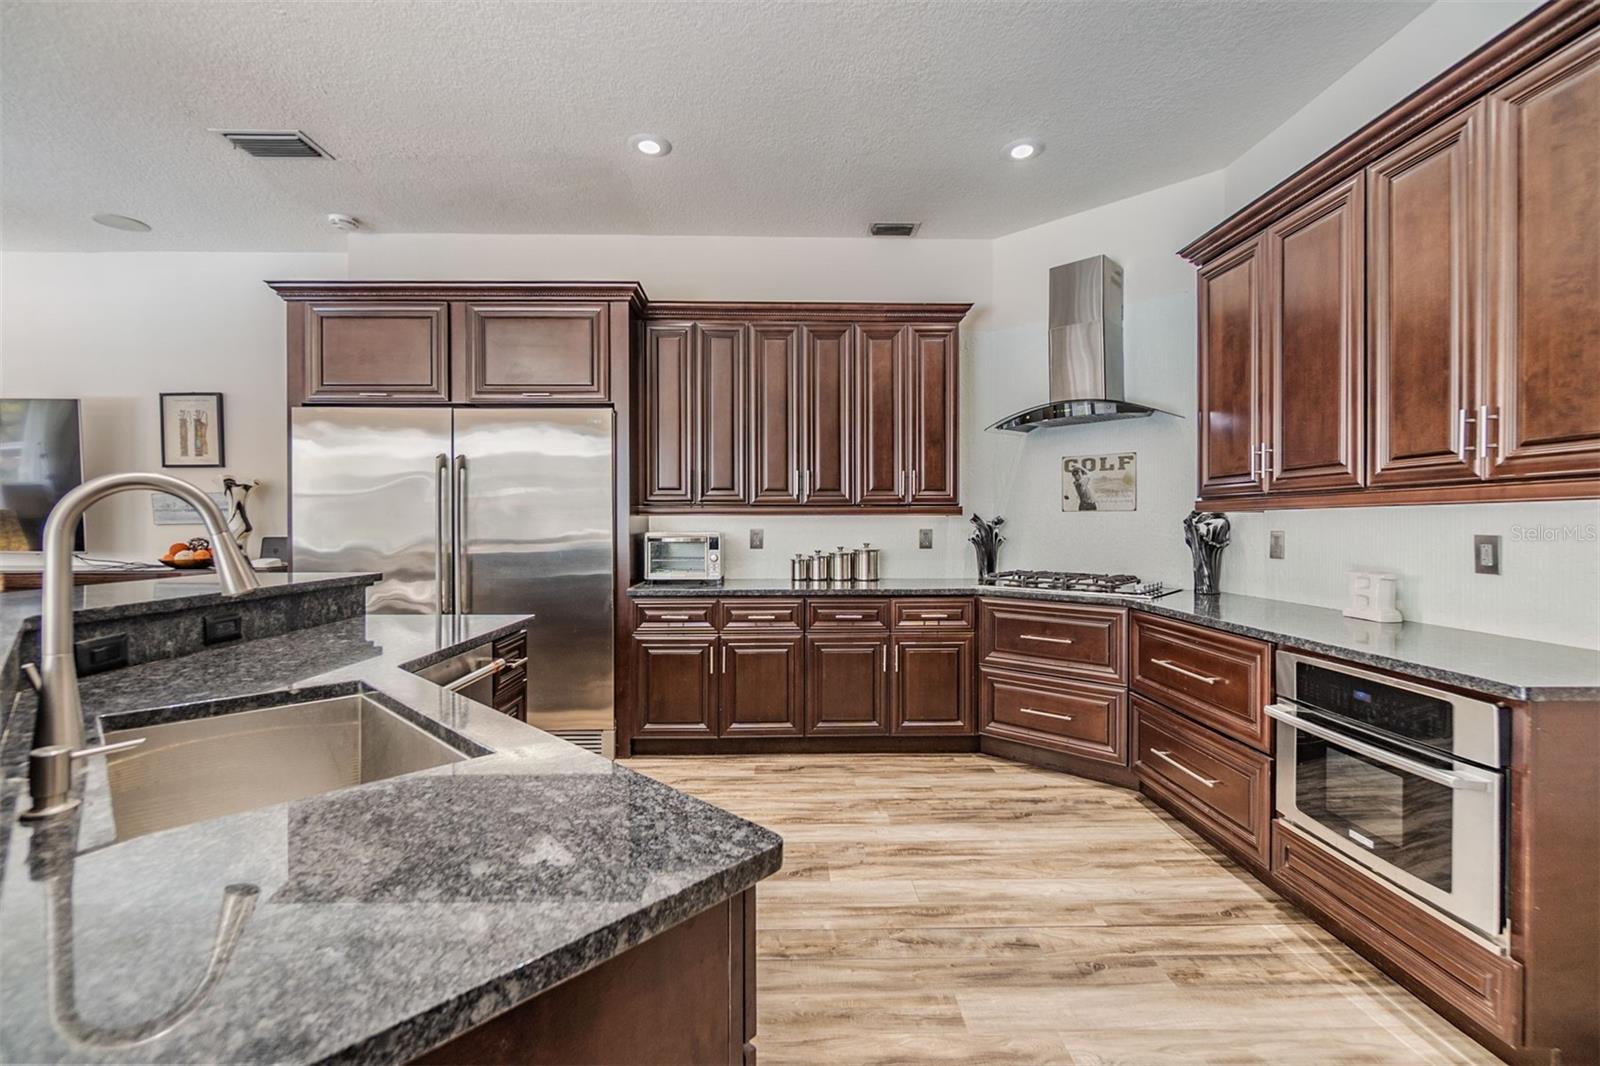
{"left": 1, "top": 0, "right": 1427, "bottom": 251}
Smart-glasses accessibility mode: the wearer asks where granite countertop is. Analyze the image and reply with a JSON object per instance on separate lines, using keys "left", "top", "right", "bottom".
{"left": 628, "top": 579, "right": 1600, "bottom": 702}
{"left": 0, "top": 585, "right": 783, "bottom": 1064}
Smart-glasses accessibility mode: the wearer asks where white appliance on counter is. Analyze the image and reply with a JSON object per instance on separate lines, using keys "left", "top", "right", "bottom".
{"left": 290, "top": 407, "right": 615, "bottom": 756}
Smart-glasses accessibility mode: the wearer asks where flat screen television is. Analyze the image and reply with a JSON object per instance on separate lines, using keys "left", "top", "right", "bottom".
{"left": 0, "top": 398, "right": 85, "bottom": 551}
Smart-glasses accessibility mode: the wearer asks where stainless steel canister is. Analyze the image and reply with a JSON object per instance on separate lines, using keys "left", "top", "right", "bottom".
{"left": 790, "top": 554, "right": 814, "bottom": 582}
{"left": 811, "top": 550, "right": 833, "bottom": 582}
{"left": 853, "top": 542, "right": 881, "bottom": 581}
{"left": 831, "top": 546, "right": 856, "bottom": 582}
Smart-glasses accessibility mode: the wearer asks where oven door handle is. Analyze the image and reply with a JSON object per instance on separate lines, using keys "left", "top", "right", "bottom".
{"left": 1265, "top": 703, "right": 1494, "bottom": 792}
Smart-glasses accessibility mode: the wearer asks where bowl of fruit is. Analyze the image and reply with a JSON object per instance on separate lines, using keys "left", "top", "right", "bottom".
{"left": 160, "top": 538, "right": 216, "bottom": 569}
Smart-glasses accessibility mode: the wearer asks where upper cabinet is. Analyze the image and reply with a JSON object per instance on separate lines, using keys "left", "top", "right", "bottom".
{"left": 271, "top": 282, "right": 645, "bottom": 407}
{"left": 1181, "top": 13, "right": 1599, "bottom": 509}
{"left": 637, "top": 303, "right": 971, "bottom": 514}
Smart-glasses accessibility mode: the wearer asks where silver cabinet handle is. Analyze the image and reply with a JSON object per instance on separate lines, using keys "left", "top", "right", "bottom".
{"left": 919, "top": 612, "right": 950, "bottom": 619}
{"left": 1265, "top": 703, "right": 1494, "bottom": 791}
{"left": 453, "top": 454, "right": 469, "bottom": 615}
{"left": 835, "top": 613, "right": 864, "bottom": 620}
{"left": 1152, "top": 658, "right": 1221, "bottom": 685}
{"left": 722, "top": 643, "right": 728, "bottom": 673}
{"left": 1149, "top": 749, "right": 1220, "bottom": 788}
{"left": 1478, "top": 404, "right": 1498, "bottom": 457}
{"left": 445, "top": 658, "right": 506, "bottom": 693}
{"left": 1456, "top": 408, "right": 1475, "bottom": 464}
{"left": 519, "top": 392, "right": 552, "bottom": 398}
{"left": 433, "top": 453, "right": 450, "bottom": 613}
{"left": 1020, "top": 633, "right": 1074, "bottom": 645}
{"left": 1258, "top": 443, "right": 1272, "bottom": 487}
{"left": 1020, "top": 706, "right": 1071, "bottom": 720}
{"left": 659, "top": 613, "right": 691, "bottom": 621}
{"left": 746, "top": 613, "right": 778, "bottom": 621}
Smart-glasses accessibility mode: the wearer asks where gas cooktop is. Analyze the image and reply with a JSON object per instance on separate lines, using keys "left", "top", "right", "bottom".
{"left": 980, "top": 570, "right": 1180, "bottom": 600}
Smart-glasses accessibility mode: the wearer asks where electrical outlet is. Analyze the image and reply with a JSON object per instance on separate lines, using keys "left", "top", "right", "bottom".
{"left": 1474, "top": 534, "right": 1501, "bottom": 575}
{"left": 749, "top": 528, "right": 764, "bottom": 550}
{"left": 918, "top": 528, "right": 933, "bottom": 549}
{"left": 1269, "top": 530, "right": 1286, "bottom": 559}
{"left": 74, "top": 633, "right": 129, "bottom": 676}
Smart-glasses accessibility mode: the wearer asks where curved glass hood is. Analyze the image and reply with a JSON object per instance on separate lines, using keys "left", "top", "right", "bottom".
{"left": 988, "top": 255, "right": 1177, "bottom": 434}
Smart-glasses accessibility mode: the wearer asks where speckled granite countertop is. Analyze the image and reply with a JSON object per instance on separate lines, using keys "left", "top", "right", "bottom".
{"left": 628, "top": 579, "right": 1600, "bottom": 702}
{"left": 0, "top": 584, "right": 782, "bottom": 1064}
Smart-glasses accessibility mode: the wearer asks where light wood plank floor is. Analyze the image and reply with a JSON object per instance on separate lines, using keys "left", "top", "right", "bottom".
{"left": 628, "top": 754, "right": 1496, "bottom": 1066}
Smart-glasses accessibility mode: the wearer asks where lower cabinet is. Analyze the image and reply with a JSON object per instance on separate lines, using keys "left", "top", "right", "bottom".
{"left": 804, "top": 634, "right": 891, "bottom": 735}
{"left": 720, "top": 635, "right": 805, "bottom": 737}
{"left": 979, "top": 669, "right": 1126, "bottom": 765}
{"left": 634, "top": 635, "right": 719, "bottom": 738}
{"left": 1132, "top": 695, "right": 1272, "bottom": 869}
{"left": 892, "top": 634, "right": 975, "bottom": 735}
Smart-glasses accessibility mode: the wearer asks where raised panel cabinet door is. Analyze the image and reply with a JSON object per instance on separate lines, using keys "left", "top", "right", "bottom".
{"left": 802, "top": 324, "right": 854, "bottom": 505}
{"left": 720, "top": 636, "right": 804, "bottom": 737}
{"left": 459, "top": 303, "right": 609, "bottom": 402}
{"left": 1196, "top": 238, "right": 1266, "bottom": 498}
{"left": 856, "top": 324, "right": 908, "bottom": 504}
{"left": 634, "top": 635, "right": 717, "bottom": 738}
{"left": 1486, "top": 34, "right": 1600, "bottom": 480}
{"left": 891, "top": 634, "right": 974, "bottom": 735}
{"left": 304, "top": 302, "right": 450, "bottom": 403}
{"left": 804, "top": 634, "right": 890, "bottom": 735}
{"left": 695, "top": 324, "right": 750, "bottom": 504}
{"left": 749, "top": 324, "right": 803, "bottom": 505}
{"left": 1368, "top": 105, "right": 1487, "bottom": 486}
{"left": 906, "top": 325, "right": 960, "bottom": 506}
{"left": 1265, "top": 172, "right": 1366, "bottom": 493}
{"left": 642, "top": 324, "right": 693, "bottom": 505}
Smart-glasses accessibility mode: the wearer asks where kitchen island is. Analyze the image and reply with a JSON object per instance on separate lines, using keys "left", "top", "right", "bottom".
{"left": 0, "top": 574, "right": 781, "bottom": 1064}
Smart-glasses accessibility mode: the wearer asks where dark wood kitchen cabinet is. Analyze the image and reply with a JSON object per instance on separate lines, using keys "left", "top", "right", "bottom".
{"left": 637, "top": 303, "right": 970, "bottom": 513}
{"left": 1485, "top": 32, "right": 1600, "bottom": 481}
{"left": 633, "top": 635, "right": 718, "bottom": 738}
{"left": 1367, "top": 105, "right": 1485, "bottom": 487}
{"left": 720, "top": 634, "right": 805, "bottom": 737}
{"left": 1263, "top": 172, "right": 1366, "bottom": 494}
{"left": 805, "top": 633, "right": 891, "bottom": 735}
{"left": 641, "top": 323, "right": 694, "bottom": 505}
{"left": 300, "top": 301, "right": 452, "bottom": 404}
{"left": 891, "top": 632, "right": 974, "bottom": 734}
{"left": 456, "top": 302, "right": 610, "bottom": 402}
{"left": 1180, "top": 11, "right": 1599, "bottom": 509}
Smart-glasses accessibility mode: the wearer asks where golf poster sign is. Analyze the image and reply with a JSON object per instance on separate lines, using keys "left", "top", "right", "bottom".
{"left": 1062, "top": 452, "right": 1137, "bottom": 511}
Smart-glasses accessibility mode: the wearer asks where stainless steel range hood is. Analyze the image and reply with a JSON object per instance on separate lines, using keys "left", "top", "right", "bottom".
{"left": 988, "top": 256, "right": 1176, "bottom": 433}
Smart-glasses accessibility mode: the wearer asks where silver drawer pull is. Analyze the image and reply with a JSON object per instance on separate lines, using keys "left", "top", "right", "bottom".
{"left": 1152, "top": 658, "right": 1222, "bottom": 685}
{"left": 658, "top": 613, "right": 692, "bottom": 621}
{"left": 745, "top": 614, "right": 778, "bottom": 620}
{"left": 835, "top": 613, "right": 864, "bottom": 620}
{"left": 919, "top": 612, "right": 950, "bottom": 618}
{"left": 1020, "top": 706, "right": 1071, "bottom": 720}
{"left": 1149, "top": 749, "right": 1220, "bottom": 788}
{"left": 1020, "top": 633, "right": 1074, "bottom": 645}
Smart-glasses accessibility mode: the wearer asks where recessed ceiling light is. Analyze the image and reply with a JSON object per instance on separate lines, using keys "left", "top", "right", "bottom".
{"left": 91, "top": 213, "right": 151, "bottom": 232}
{"left": 1004, "top": 139, "right": 1043, "bottom": 162}
{"left": 629, "top": 134, "right": 672, "bottom": 157}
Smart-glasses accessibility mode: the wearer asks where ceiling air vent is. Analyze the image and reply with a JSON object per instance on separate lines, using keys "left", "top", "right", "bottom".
{"left": 868, "top": 222, "right": 919, "bottom": 237}
{"left": 214, "top": 130, "right": 332, "bottom": 159}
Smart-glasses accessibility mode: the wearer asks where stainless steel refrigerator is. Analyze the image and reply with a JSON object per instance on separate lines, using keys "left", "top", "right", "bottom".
{"left": 290, "top": 407, "right": 615, "bottom": 754}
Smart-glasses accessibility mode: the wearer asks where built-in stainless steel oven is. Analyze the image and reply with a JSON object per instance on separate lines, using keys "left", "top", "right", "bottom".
{"left": 1268, "top": 650, "right": 1508, "bottom": 942}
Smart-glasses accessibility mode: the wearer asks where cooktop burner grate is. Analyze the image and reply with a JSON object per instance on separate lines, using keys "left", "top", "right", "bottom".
{"left": 981, "top": 570, "right": 1179, "bottom": 599}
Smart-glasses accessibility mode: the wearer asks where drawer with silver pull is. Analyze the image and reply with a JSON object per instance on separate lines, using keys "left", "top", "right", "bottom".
{"left": 1133, "top": 695, "right": 1272, "bottom": 868}
{"left": 979, "top": 668, "right": 1127, "bottom": 765}
{"left": 718, "top": 599, "right": 803, "bottom": 630}
{"left": 633, "top": 599, "right": 717, "bottom": 631}
{"left": 892, "top": 598, "right": 976, "bottom": 630}
{"left": 807, "top": 599, "right": 890, "bottom": 630}
{"left": 978, "top": 600, "right": 1126, "bottom": 683}
{"left": 1131, "top": 613, "right": 1273, "bottom": 751}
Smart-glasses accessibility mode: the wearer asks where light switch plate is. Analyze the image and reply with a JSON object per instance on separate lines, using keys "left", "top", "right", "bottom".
{"left": 1474, "top": 534, "right": 1501, "bottom": 575}
{"left": 749, "top": 529, "right": 764, "bottom": 550}
{"left": 1269, "top": 530, "right": 1285, "bottom": 559}
{"left": 918, "top": 528, "right": 933, "bottom": 549}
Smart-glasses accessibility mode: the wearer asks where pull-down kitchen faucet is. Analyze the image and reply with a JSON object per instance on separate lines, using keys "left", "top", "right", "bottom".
{"left": 23, "top": 472, "right": 260, "bottom": 820}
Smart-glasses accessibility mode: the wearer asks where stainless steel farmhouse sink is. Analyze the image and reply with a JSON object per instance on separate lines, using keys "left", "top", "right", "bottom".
{"left": 102, "top": 695, "right": 469, "bottom": 841}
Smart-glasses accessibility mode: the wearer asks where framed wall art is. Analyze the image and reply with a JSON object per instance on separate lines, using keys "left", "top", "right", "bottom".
{"left": 160, "top": 392, "right": 224, "bottom": 467}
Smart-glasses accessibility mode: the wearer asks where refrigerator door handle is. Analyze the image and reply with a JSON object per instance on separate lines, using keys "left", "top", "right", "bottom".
{"left": 453, "top": 454, "right": 469, "bottom": 614}
{"left": 434, "top": 453, "right": 451, "bottom": 612}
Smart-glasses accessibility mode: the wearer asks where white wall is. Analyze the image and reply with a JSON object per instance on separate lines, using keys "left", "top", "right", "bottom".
{"left": 1223, "top": 0, "right": 1538, "bottom": 211}
{"left": 0, "top": 251, "right": 345, "bottom": 556}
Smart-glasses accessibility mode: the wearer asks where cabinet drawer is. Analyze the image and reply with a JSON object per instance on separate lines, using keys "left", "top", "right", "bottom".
{"left": 1131, "top": 613, "right": 1273, "bottom": 751}
{"left": 979, "top": 600, "right": 1126, "bottom": 683}
{"left": 1133, "top": 696, "right": 1271, "bottom": 868}
{"left": 718, "top": 599, "right": 803, "bottom": 630}
{"left": 633, "top": 599, "right": 717, "bottom": 631}
{"left": 807, "top": 599, "right": 890, "bottom": 630}
{"left": 1272, "top": 821, "right": 1523, "bottom": 1044}
{"left": 980, "top": 669, "right": 1126, "bottom": 765}
{"left": 892, "top": 598, "right": 975, "bottom": 630}
{"left": 492, "top": 628, "right": 528, "bottom": 662}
